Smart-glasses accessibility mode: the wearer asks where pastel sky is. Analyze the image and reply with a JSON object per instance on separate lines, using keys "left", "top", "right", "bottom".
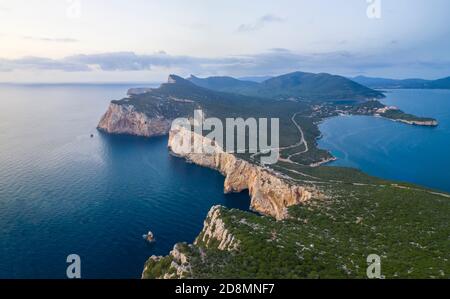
{"left": 0, "top": 0, "right": 449, "bottom": 82}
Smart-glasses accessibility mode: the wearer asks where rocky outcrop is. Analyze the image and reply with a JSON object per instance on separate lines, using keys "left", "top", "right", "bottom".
{"left": 168, "top": 126, "right": 321, "bottom": 220}
{"left": 97, "top": 103, "right": 172, "bottom": 137}
{"left": 195, "top": 205, "right": 239, "bottom": 251}
{"left": 142, "top": 206, "right": 238, "bottom": 279}
{"left": 142, "top": 243, "right": 193, "bottom": 279}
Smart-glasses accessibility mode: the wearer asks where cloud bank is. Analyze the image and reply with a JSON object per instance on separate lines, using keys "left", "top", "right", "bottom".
{"left": 1, "top": 49, "right": 449, "bottom": 79}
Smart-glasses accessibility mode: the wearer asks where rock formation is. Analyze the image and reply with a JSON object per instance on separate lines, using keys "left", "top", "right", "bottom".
{"left": 142, "top": 206, "right": 239, "bottom": 279}
{"left": 142, "top": 243, "right": 192, "bottom": 279}
{"left": 195, "top": 205, "right": 239, "bottom": 251}
{"left": 168, "top": 126, "right": 321, "bottom": 220}
{"left": 97, "top": 103, "right": 172, "bottom": 137}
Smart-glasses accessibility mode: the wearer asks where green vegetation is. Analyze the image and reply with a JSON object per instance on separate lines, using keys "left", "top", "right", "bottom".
{"left": 381, "top": 109, "right": 436, "bottom": 123}
{"left": 146, "top": 179, "right": 450, "bottom": 279}
{"left": 142, "top": 256, "right": 174, "bottom": 279}
{"left": 188, "top": 72, "right": 386, "bottom": 101}
{"left": 187, "top": 75, "right": 260, "bottom": 94}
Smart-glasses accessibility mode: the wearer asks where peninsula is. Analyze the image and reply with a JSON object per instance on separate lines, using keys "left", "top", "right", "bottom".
{"left": 98, "top": 72, "right": 448, "bottom": 279}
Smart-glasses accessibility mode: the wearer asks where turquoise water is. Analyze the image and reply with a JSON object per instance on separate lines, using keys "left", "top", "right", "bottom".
{"left": 0, "top": 85, "right": 250, "bottom": 279}
{"left": 319, "top": 89, "right": 450, "bottom": 193}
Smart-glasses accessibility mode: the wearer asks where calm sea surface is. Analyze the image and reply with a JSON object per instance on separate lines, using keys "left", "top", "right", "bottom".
{"left": 0, "top": 84, "right": 250, "bottom": 278}
{"left": 319, "top": 89, "right": 450, "bottom": 193}
{"left": 1, "top": 86, "right": 448, "bottom": 278}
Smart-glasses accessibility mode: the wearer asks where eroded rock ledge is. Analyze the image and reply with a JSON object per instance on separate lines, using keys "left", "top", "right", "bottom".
{"left": 168, "top": 126, "right": 321, "bottom": 220}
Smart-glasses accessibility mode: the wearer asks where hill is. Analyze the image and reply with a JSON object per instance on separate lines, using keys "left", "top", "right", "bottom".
{"left": 189, "top": 71, "right": 385, "bottom": 101}
{"left": 187, "top": 75, "right": 260, "bottom": 94}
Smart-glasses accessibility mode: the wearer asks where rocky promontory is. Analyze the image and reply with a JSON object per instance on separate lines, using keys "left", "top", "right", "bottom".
{"left": 142, "top": 205, "right": 240, "bottom": 279}
{"left": 168, "top": 126, "right": 322, "bottom": 220}
{"left": 97, "top": 103, "right": 172, "bottom": 137}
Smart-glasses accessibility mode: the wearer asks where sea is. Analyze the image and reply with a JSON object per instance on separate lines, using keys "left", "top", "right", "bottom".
{"left": 0, "top": 85, "right": 448, "bottom": 278}
{"left": 0, "top": 84, "right": 250, "bottom": 279}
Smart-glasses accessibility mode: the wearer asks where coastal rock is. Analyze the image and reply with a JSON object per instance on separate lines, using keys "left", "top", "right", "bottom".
{"left": 142, "top": 243, "right": 193, "bottom": 279}
{"left": 168, "top": 126, "right": 321, "bottom": 220}
{"left": 142, "top": 206, "right": 238, "bottom": 279}
{"left": 97, "top": 103, "right": 172, "bottom": 137}
{"left": 195, "top": 205, "right": 239, "bottom": 251}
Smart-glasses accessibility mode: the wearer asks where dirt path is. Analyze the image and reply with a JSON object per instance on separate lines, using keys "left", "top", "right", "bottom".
{"left": 260, "top": 112, "right": 309, "bottom": 165}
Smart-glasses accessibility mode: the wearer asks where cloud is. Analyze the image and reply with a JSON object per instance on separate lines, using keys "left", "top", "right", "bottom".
{"left": 1, "top": 49, "right": 449, "bottom": 78}
{"left": 22, "top": 36, "right": 79, "bottom": 43}
{"left": 237, "top": 14, "right": 284, "bottom": 32}
{"left": 65, "top": 52, "right": 242, "bottom": 72}
{"left": 0, "top": 56, "right": 90, "bottom": 72}
{"left": 269, "top": 48, "right": 291, "bottom": 53}
{"left": 0, "top": 52, "right": 240, "bottom": 73}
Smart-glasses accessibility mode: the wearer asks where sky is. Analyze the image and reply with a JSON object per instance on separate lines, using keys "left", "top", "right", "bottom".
{"left": 0, "top": 0, "right": 449, "bottom": 83}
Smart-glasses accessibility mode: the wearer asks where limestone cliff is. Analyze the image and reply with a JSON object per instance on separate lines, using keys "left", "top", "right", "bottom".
{"left": 195, "top": 205, "right": 239, "bottom": 251}
{"left": 142, "top": 243, "right": 193, "bottom": 279}
{"left": 97, "top": 103, "right": 172, "bottom": 137}
{"left": 142, "top": 206, "right": 237, "bottom": 279}
{"left": 168, "top": 126, "right": 321, "bottom": 220}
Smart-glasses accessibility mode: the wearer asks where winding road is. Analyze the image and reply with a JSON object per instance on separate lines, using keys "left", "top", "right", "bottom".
{"left": 251, "top": 112, "right": 309, "bottom": 165}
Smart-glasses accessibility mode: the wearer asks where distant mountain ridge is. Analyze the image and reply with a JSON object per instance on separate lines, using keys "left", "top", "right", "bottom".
{"left": 352, "top": 75, "right": 450, "bottom": 89}
{"left": 238, "top": 76, "right": 273, "bottom": 83}
{"left": 187, "top": 75, "right": 260, "bottom": 95}
{"left": 188, "top": 71, "right": 385, "bottom": 101}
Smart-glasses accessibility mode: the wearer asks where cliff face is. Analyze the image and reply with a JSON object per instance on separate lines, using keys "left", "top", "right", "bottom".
{"left": 97, "top": 103, "right": 172, "bottom": 137}
{"left": 142, "top": 243, "right": 193, "bottom": 279}
{"left": 195, "top": 205, "right": 239, "bottom": 251}
{"left": 142, "top": 206, "right": 237, "bottom": 279}
{"left": 169, "top": 126, "right": 321, "bottom": 220}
